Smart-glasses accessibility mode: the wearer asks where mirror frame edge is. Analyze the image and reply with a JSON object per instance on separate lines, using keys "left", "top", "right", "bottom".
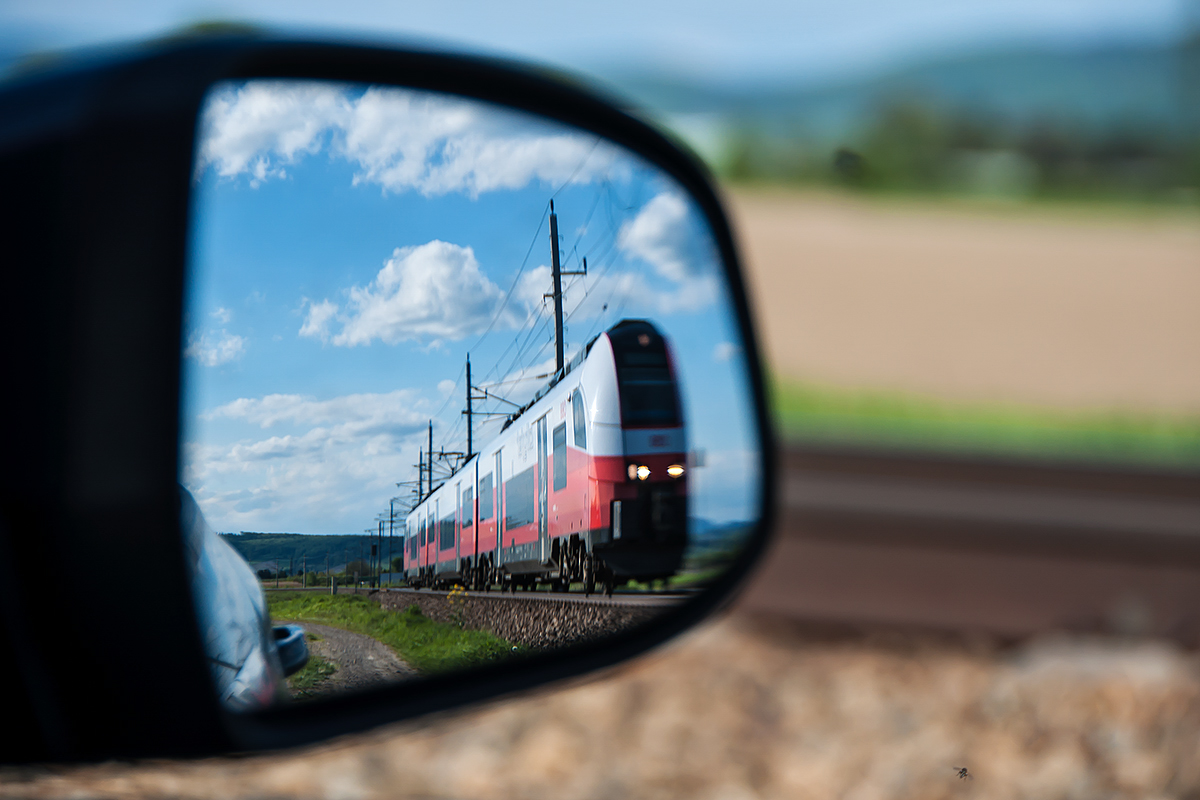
{"left": 0, "top": 33, "right": 779, "bottom": 760}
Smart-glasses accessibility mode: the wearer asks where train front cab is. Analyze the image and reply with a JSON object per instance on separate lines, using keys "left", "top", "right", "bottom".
{"left": 591, "top": 320, "right": 688, "bottom": 582}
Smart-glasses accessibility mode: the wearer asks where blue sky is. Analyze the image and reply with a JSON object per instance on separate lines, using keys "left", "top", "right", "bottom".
{"left": 183, "top": 80, "right": 759, "bottom": 534}
{"left": 0, "top": 0, "right": 1187, "bottom": 88}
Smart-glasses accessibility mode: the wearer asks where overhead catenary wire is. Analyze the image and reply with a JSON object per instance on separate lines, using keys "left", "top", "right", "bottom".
{"left": 418, "top": 170, "right": 649, "bottom": 503}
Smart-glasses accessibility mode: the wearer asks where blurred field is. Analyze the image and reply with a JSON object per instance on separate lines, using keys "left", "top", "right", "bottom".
{"left": 727, "top": 188, "right": 1200, "bottom": 415}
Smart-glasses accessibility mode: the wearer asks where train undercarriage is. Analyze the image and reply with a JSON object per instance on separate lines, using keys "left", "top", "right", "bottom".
{"left": 405, "top": 528, "right": 684, "bottom": 597}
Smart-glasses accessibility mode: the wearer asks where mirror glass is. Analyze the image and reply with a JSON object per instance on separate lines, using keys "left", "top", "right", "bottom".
{"left": 183, "top": 79, "right": 761, "bottom": 709}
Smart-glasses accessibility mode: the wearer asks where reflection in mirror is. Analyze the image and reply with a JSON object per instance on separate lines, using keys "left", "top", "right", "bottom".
{"left": 183, "top": 79, "right": 761, "bottom": 708}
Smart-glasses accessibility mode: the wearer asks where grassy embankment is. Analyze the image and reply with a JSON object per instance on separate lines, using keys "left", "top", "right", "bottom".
{"left": 772, "top": 378, "right": 1200, "bottom": 468}
{"left": 267, "top": 592, "right": 519, "bottom": 675}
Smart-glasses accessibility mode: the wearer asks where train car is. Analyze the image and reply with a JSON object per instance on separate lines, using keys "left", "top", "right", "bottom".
{"left": 405, "top": 319, "right": 687, "bottom": 594}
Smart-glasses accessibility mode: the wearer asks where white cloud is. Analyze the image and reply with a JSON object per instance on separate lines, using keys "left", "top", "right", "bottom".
{"left": 437, "top": 379, "right": 457, "bottom": 397}
{"left": 211, "top": 307, "right": 233, "bottom": 324}
{"left": 205, "top": 389, "right": 423, "bottom": 434}
{"left": 614, "top": 192, "right": 721, "bottom": 312}
{"left": 712, "top": 342, "right": 741, "bottom": 362}
{"left": 198, "top": 82, "right": 350, "bottom": 185}
{"left": 618, "top": 193, "right": 706, "bottom": 282}
{"left": 298, "top": 299, "right": 339, "bottom": 342}
{"left": 185, "top": 389, "right": 433, "bottom": 532}
{"left": 184, "top": 330, "right": 246, "bottom": 367}
{"left": 300, "top": 240, "right": 522, "bottom": 347}
{"left": 198, "top": 82, "right": 623, "bottom": 197}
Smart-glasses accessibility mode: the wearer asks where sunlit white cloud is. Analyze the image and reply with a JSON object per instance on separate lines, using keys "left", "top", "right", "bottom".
{"left": 299, "top": 240, "right": 523, "bottom": 346}
{"left": 615, "top": 192, "right": 720, "bottom": 311}
{"left": 197, "top": 82, "right": 350, "bottom": 186}
{"left": 211, "top": 307, "right": 233, "bottom": 324}
{"left": 184, "top": 330, "right": 246, "bottom": 367}
{"left": 185, "top": 389, "right": 433, "bottom": 532}
{"left": 204, "top": 389, "right": 424, "bottom": 434}
{"left": 197, "top": 82, "right": 623, "bottom": 197}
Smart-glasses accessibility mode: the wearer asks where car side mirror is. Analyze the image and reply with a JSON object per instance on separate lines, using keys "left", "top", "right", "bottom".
{"left": 0, "top": 34, "right": 775, "bottom": 762}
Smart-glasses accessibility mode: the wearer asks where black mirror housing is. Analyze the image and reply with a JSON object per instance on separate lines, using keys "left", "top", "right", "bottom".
{"left": 0, "top": 35, "right": 776, "bottom": 763}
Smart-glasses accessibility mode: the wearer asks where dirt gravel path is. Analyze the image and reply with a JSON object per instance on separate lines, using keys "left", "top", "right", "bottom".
{"left": 289, "top": 622, "right": 417, "bottom": 695}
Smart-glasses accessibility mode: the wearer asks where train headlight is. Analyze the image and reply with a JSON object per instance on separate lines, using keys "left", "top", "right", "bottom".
{"left": 636, "top": 465, "right": 651, "bottom": 480}
{"left": 667, "top": 464, "right": 685, "bottom": 478}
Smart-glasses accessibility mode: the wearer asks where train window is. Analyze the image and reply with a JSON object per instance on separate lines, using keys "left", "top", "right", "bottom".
{"left": 553, "top": 423, "right": 568, "bottom": 491}
{"left": 462, "top": 486, "right": 473, "bottom": 527}
{"left": 504, "top": 467, "right": 535, "bottom": 529}
{"left": 439, "top": 514, "right": 455, "bottom": 550}
{"left": 478, "top": 473, "right": 493, "bottom": 520}
{"left": 619, "top": 377, "right": 679, "bottom": 427}
{"left": 419, "top": 518, "right": 426, "bottom": 547}
{"left": 572, "top": 391, "right": 587, "bottom": 449}
{"left": 609, "top": 323, "right": 681, "bottom": 427}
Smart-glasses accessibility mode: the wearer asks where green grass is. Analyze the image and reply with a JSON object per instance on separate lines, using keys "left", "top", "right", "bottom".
{"left": 287, "top": 650, "right": 337, "bottom": 699}
{"left": 772, "top": 377, "right": 1200, "bottom": 468}
{"left": 267, "top": 592, "right": 520, "bottom": 675}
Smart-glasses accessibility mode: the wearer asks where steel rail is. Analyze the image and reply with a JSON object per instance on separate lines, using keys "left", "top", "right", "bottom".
{"left": 383, "top": 587, "right": 692, "bottom": 607}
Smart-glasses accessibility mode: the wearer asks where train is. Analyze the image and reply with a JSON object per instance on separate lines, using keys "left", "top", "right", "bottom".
{"left": 405, "top": 319, "right": 687, "bottom": 595}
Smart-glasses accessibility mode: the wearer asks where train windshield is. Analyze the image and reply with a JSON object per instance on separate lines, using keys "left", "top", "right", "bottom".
{"left": 609, "top": 321, "right": 681, "bottom": 428}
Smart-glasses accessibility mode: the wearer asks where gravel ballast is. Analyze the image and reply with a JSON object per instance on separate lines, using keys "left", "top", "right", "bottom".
{"left": 375, "top": 590, "right": 661, "bottom": 651}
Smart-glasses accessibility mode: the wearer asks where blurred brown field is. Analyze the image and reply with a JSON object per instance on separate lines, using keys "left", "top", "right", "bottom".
{"left": 728, "top": 188, "right": 1200, "bottom": 413}
{"left": 6, "top": 188, "right": 1199, "bottom": 799}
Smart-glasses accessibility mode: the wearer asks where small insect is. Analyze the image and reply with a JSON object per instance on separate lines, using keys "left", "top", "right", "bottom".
{"left": 953, "top": 767, "right": 973, "bottom": 781}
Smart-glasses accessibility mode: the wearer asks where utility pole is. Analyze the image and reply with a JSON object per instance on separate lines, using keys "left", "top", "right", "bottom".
{"left": 418, "top": 449, "right": 424, "bottom": 501}
{"left": 546, "top": 200, "right": 586, "bottom": 376}
{"left": 465, "top": 354, "right": 473, "bottom": 458}
{"left": 427, "top": 420, "right": 434, "bottom": 493}
{"left": 302, "top": 555, "right": 306, "bottom": 589}
{"left": 549, "top": 200, "right": 564, "bottom": 373}
{"left": 389, "top": 497, "right": 396, "bottom": 588}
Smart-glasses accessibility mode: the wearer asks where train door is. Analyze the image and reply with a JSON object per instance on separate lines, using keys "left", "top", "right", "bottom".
{"left": 455, "top": 481, "right": 462, "bottom": 565}
{"left": 494, "top": 450, "right": 503, "bottom": 564}
{"left": 537, "top": 415, "right": 548, "bottom": 563}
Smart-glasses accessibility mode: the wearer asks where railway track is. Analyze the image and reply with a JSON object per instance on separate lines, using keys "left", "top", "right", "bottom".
{"left": 269, "top": 444, "right": 1200, "bottom": 642}
{"left": 382, "top": 586, "right": 694, "bottom": 607}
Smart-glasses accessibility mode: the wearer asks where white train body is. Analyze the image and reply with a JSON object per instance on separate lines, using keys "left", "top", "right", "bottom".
{"left": 404, "top": 320, "right": 687, "bottom": 591}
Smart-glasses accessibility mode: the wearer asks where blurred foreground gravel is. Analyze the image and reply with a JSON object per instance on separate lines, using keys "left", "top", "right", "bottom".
{"left": 4, "top": 611, "right": 1200, "bottom": 800}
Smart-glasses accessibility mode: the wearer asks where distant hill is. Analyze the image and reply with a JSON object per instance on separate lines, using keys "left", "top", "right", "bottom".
{"left": 597, "top": 42, "right": 1194, "bottom": 153}
{"left": 220, "top": 532, "right": 396, "bottom": 571}
{"left": 220, "top": 521, "right": 751, "bottom": 571}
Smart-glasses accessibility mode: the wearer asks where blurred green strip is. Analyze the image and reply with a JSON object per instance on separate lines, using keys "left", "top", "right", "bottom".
{"left": 772, "top": 378, "right": 1200, "bottom": 468}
